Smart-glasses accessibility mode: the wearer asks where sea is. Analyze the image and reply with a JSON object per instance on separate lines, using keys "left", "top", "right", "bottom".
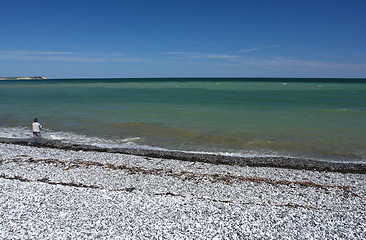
{"left": 0, "top": 78, "right": 365, "bottom": 163}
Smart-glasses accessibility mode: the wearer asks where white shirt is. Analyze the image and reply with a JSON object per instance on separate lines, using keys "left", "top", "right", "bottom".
{"left": 32, "top": 122, "right": 42, "bottom": 132}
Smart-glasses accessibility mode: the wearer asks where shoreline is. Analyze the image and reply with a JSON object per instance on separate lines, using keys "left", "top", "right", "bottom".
{"left": 1, "top": 137, "right": 365, "bottom": 174}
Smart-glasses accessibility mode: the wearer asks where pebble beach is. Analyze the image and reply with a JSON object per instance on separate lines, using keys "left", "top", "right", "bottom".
{"left": 1, "top": 142, "right": 365, "bottom": 239}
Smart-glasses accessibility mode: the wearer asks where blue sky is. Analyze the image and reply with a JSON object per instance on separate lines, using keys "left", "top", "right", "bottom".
{"left": 1, "top": 0, "right": 366, "bottom": 78}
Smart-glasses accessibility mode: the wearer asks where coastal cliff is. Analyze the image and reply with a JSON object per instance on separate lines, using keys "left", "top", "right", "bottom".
{"left": 0, "top": 76, "right": 47, "bottom": 80}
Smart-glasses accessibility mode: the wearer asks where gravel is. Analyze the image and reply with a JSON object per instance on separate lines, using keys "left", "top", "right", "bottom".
{"left": 0, "top": 143, "right": 365, "bottom": 239}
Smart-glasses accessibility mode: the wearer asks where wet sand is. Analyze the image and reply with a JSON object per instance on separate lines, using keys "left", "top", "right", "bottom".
{"left": 1, "top": 138, "right": 366, "bottom": 174}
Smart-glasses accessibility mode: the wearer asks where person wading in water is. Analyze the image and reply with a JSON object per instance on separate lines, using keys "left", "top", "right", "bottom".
{"left": 32, "top": 118, "right": 43, "bottom": 144}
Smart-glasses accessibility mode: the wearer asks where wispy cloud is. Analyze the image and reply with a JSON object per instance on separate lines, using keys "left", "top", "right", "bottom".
{"left": 237, "top": 44, "right": 280, "bottom": 53}
{"left": 0, "top": 50, "right": 74, "bottom": 57}
{"left": 0, "top": 50, "right": 143, "bottom": 63}
{"left": 163, "top": 51, "right": 239, "bottom": 60}
{"left": 162, "top": 51, "right": 366, "bottom": 72}
{"left": 1, "top": 49, "right": 365, "bottom": 75}
{"left": 230, "top": 57, "right": 366, "bottom": 71}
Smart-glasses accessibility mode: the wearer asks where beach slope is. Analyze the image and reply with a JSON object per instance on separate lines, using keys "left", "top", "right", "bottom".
{"left": 0, "top": 143, "right": 365, "bottom": 239}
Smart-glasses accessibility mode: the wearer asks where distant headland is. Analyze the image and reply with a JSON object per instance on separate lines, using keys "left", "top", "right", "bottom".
{"left": 0, "top": 76, "right": 47, "bottom": 80}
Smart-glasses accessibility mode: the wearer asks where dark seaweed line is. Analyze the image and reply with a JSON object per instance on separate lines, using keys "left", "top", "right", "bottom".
{"left": 5, "top": 156, "right": 360, "bottom": 198}
{"left": 0, "top": 174, "right": 136, "bottom": 192}
{"left": 2, "top": 174, "right": 362, "bottom": 213}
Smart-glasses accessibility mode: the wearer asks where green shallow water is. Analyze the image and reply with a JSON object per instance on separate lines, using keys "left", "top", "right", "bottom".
{"left": 1, "top": 78, "right": 365, "bottom": 162}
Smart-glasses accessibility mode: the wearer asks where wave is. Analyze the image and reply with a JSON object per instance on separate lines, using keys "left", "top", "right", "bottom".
{"left": 0, "top": 126, "right": 286, "bottom": 159}
{"left": 0, "top": 126, "right": 365, "bottom": 163}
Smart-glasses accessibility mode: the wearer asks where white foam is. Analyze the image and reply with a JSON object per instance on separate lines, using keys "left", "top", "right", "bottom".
{"left": 47, "top": 130, "right": 144, "bottom": 149}
{"left": 0, "top": 127, "right": 33, "bottom": 139}
{"left": 0, "top": 126, "right": 146, "bottom": 149}
{"left": 180, "top": 149, "right": 282, "bottom": 159}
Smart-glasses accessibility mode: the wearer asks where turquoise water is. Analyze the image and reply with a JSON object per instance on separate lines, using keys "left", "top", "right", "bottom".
{"left": 1, "top": 78, "right": 365, "bottom": 162}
